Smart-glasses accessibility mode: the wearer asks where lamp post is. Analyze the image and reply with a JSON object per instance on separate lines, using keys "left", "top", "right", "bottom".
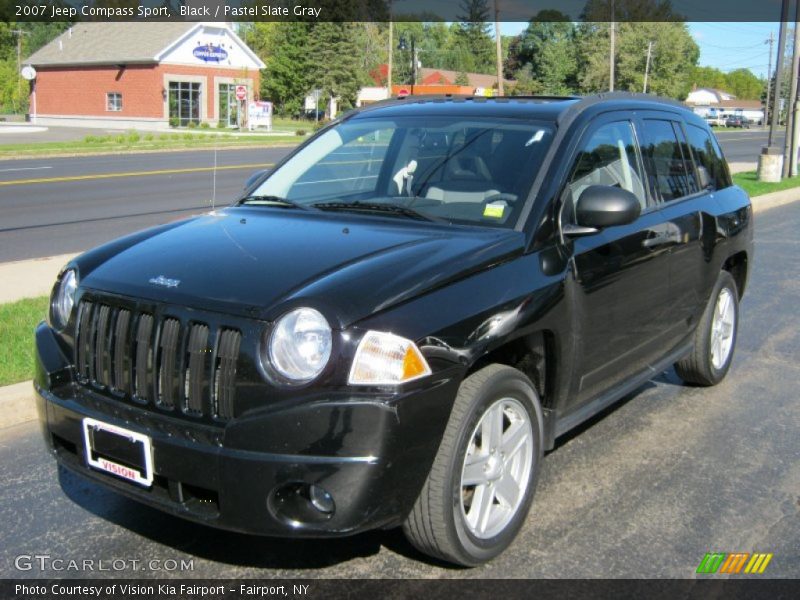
{"left": 398, "top": 35, "right": 417, "bottom": 95}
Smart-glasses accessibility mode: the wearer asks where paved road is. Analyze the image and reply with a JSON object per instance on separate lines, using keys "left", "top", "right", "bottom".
{"left": 715, "top": 129, "right": 785, "bottom": 163}
{"left": 0, "top": 148, "right": 287, "bottom": 262}
{"left": 1, "top": 202, "right": 798, "bottom": 579}
{"left": 0, "top": 129, "right": 788, "bottom": 262}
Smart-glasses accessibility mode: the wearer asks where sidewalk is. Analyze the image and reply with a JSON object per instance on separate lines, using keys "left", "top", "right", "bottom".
{"left": 1, "top": 187, "right": 800, "bottom": 428}
{"left": 0, "top": 252, "right": 77, "bottom": 304}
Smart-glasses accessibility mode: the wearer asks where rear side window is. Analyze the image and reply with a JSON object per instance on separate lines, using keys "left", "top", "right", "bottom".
{"left": 685, "top": 124, "right": 733, "bottom": 191}
{"left": 639, "top": 119, "right": 698, "bottom": 202}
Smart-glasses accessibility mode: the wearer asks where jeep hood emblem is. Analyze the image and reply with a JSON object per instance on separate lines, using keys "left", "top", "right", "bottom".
{"left": 148, "top": 275, "right": 180, "bottom": 288}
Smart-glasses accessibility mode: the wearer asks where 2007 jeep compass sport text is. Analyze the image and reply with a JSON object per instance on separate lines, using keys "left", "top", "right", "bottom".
{"left": 36, "top": 94, "right": 752, "bottom": 565}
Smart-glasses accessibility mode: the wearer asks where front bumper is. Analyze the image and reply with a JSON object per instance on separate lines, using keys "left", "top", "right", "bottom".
{"left": 35, "top": 322, "right": 461, "bottom": 537}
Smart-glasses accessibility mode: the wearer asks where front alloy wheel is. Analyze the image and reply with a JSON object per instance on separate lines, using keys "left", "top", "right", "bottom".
{"left": 460, "top": 398, "right": 534, "bottom": 539}
{"left": 403, "top": 364, "right": 543, "bottom": 566}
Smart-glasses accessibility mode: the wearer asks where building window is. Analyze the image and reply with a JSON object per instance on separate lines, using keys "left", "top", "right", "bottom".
{"left": 168, "top": 81, "right": 201, "bottom": 126}
{"left": 106, "top": 93, "right": 122, "bottom": 112}
{"left": 218, "top": 83, "right": 239, "bottom": 128}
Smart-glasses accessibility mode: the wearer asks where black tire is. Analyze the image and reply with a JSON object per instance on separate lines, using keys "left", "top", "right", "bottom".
{"left": 402, "top": 364, "right": 543, "bottom": 566}
{"left": 675, "top": 270, "right": 739, "bottom": 386}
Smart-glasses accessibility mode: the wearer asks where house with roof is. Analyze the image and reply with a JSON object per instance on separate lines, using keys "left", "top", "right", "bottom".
{"left": 685, "top": 87, "right": 765, "bottom": 125}
{"left": 24, "top": 22, "right": 265, "bottom": 130}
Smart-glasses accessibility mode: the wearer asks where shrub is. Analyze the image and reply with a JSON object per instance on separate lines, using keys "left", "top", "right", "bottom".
{"left": 144, "top": 133, "right": 154, "bottom": 141}
{"left": 83, "top": 135, "right": 97, "bottom": 144}
{"left": 126, "top": 132, "right": 140, "bottom": 143}
{"left": 199, "top": 122, "right": 210, "bottom": 129}
{"left": 171, "top": 133, "right": 181, "bottom": 140}
{"left": 183, "top": 133, "right": 194, "bottom": 140}
{"left": 169, "top": 117, "right": 179, "bottom": 128}
{"left": 115, "top": 135, "right": 126, "bottom": 144}
{"left": 295, "top": 129, "right": 307, "bottom": 136}
{"left": 187, "top": 121, "right": 197, "bottom": 129}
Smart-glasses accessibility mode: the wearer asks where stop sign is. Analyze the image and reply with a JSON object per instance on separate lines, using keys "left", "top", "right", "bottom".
{"left": 398, "top": 88, "right": 410, "bottom": 96}
{"left": 235, "top": 85, "right": 247, "bottom": 100}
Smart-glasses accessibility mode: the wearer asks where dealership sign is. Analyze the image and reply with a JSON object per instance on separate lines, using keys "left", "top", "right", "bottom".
{"left": 193, "top": 44, "right": 228, "bottom": 63}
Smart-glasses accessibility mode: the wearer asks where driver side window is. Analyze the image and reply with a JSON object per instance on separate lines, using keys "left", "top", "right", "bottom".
{"left": 563, "top": 121, "right": 647, "bottom": 224}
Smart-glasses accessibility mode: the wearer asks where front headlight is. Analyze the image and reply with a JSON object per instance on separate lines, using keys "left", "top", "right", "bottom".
{"left": 348, "top": 331, "right": 431, "bottom": 386}
{"left": 267, "top": 308, "right": 332, "bottom": 383}
{"left": 51, "top": 268, "right": 78, "bottom": 329}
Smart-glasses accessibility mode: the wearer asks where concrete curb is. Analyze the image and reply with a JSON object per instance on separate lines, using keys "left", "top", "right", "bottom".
{"left": 0, "top": 188, "right": 798, "bottom": 427}
{"left": 0, "top": 381, "right": 37, "bottom": 429}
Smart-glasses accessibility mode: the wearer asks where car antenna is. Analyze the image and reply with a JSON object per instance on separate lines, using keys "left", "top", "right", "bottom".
{"left": 211, "top": 139, "right": 218, "bottom": 212}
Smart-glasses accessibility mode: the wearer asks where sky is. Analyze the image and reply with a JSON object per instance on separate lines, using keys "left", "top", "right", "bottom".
{"left": 499, "top": 22, "right": 779, "bottom": 79}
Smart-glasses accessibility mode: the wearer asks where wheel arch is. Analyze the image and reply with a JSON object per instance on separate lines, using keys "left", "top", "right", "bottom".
{"left": 722, "top": 250, "right": 748, "bottom": 298}
{"left": 465, "top": 330, "right": 558, "bottom": 412}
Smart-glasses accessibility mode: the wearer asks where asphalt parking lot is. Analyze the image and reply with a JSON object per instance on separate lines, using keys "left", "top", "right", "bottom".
{"left": 1, "top": 201, "right": 798, "bottom": 579}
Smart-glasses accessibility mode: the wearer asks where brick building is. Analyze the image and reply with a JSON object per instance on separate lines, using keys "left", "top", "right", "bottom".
{"left": 24, "top": 22, "right": 265, "bottom": 130}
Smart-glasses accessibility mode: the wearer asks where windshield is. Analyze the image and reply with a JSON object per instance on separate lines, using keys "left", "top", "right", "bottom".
{"left": 248, "top": 115, "right": 555, "bottom": 228}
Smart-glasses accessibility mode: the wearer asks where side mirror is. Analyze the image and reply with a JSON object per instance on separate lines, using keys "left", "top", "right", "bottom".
{"left": 243, "top": 169, "right": 269, "bottom": 191}
{"left": 575, "top": 185, "right": 641, "bottom": 229}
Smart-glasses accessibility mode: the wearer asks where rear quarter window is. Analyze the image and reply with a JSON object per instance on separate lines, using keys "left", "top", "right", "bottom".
{"left": 685, "top": 124, "right": 732, "bottom": 191}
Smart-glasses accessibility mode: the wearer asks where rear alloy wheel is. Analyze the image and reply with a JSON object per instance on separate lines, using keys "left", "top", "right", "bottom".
{"left": 403, "top": 364, "right": 543, "bottom": 566}
{"left": 675, "top": 270, "right": 739, "bottom": 386}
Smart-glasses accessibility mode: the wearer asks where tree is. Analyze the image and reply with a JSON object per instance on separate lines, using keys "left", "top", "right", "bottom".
{"left": 307, "top": 23, "right": 367, "bottom": 112}
{"left": 449, "top": 0, "right": 495, "bottom": 73}
{"left": 455, "top": 71, "right": 469, "bottom": 85}
{"left": 507, "top": 11, "right": 577, "bottom": 95}
{"left": 724, "top": 68, "right": 764, "bottom": 100}
{"left": 256, "top": 23, "right": 311, "bottom": 116}
{"left": 576, "top": 19, "right": 699, "bottom": 98}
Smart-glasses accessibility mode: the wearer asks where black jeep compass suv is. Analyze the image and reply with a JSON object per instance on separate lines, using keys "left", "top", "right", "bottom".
{"left": 35, "top": 93, "right": 752, "bottom": 565}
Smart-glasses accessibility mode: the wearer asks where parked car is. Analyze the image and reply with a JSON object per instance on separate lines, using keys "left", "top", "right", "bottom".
{"left": 36, "top": 93, "right": 752, "bottom": 566}
{"left": 705, "top": 114, "right": 726, "bottom": 127}
{"left": 725, "top": 114, "right": 750, "bottom": 128}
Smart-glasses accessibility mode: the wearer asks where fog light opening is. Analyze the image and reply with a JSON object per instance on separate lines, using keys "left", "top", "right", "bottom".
{"left": 268, "top": 482, "right": 336, "bottom": 526}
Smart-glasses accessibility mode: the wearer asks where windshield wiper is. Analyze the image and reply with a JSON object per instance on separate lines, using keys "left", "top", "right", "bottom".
{"left": 239, "top": 195, "right": 315, "bottom": 210}
{"left": 312, "top": 201, "right": 442, "bottom": 222}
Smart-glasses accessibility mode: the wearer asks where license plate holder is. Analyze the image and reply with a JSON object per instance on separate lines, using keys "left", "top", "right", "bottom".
{"left": 82, "top": 418, "right": 153, "bottom": 487}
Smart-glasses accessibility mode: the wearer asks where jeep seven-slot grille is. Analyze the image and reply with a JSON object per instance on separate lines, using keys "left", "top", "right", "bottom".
{"left": 75, "top": 300, "right": 241, "bottom": 420}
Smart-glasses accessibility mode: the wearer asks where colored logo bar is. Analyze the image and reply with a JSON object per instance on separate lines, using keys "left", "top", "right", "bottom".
{"left": 696, "top": 552, "right": 773, "bottom": 574}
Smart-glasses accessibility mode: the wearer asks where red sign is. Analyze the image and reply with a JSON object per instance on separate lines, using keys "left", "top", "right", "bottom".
{"left": 397, "top": 88, "right": 410, "bottom": 96}
{"left": 235, "top": 85, "right": 247, "bottom": 100}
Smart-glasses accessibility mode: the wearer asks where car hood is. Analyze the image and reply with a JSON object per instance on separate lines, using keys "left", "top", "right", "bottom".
{"left": 79, "top": 207, "right": 525, "bottom": 327}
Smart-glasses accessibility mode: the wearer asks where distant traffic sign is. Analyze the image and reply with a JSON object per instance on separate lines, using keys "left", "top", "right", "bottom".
{"left": 235, "top": 85, "right": 247, "bottom": 100}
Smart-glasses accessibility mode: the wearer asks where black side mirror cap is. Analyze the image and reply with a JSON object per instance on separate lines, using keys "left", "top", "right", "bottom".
{"left": 243, "top": 169, "right": 269, "bottom": 191}
{"left": 575, "top": 185, "right": 642, "bottom": 229}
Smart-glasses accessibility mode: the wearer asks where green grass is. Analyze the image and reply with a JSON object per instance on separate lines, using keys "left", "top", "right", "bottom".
{"left": 0, "top": 296, "right": 49, "bottom": 386}
{"left": 0, "top": 132, "right": 302, "bottom": 159}
{"left": 732, "top": 171, "right": 800, "bottom": 197}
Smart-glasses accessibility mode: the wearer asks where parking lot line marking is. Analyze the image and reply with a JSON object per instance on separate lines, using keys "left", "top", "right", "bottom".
{"left": 0, "top": 163, "right": 273, "bottom": 186}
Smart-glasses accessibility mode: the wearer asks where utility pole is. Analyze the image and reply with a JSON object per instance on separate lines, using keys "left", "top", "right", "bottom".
{"left": 765, "top": 31, "right": 774, "bottom": 126}
{"left": 609, "top": 0, "right": 616, "bottom": 91}
{"left": 768, "top": 3, "right": 790, "bottom": 149}
{"left": 388, "top": 21, "right": 393, "bottom": 96}
{"left": 783, "top": 6, "right": 800, "bottom": 178}
{"left": 760, "top": 0, "right": 790, "bottom": 182}
{"left": 10, "top": 29, "right": 29, "bottom": 114}
{"left": 494, "top": 0, "right": 504, "bottom": 95}
{"left": 643, "top": 41, "right": 653, "bottom": 93}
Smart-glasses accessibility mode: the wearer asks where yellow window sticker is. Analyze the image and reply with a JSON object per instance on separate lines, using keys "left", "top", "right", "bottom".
{"left": 483, "top": 202, "right": 506, "bottom": 218}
